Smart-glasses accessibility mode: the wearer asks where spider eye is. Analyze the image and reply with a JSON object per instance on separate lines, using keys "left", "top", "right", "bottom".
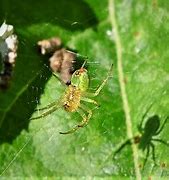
{"left": 75, "top": 71, "right": 79, "bottom": 75}
{"left": 64, "top": 103, "right": 70, "bottom": 109}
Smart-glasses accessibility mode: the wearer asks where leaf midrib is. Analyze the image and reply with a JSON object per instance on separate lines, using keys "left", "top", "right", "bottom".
{"left": 108, "top": 0, "right": 141, "bottom": 179}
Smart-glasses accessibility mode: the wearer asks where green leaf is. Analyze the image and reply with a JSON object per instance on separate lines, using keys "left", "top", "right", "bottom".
{"left": 0, "top": 0, "right": 169, "bottom": 178}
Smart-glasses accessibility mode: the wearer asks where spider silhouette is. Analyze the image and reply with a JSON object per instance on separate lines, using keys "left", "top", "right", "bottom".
{"left": 114, "top": 105, "right": 169, "bottom": 167}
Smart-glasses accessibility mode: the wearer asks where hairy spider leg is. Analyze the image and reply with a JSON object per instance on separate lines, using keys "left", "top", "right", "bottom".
{"left": 81, "top": 97, "right": 99, "bottom": 106}
{"left": 94, "top": 64, "right": 113, "bottom": 96}
{"left": 30, "top": 105, "right": 60, "bottom": 120}
{"left": 66, "top": 50, "right": 88, "bottom": 62}
{"left": 32, "top": 70, "right": 66, "bottom": 113}
{"left": 78, "top": 104, "right": 92, "bottom": 126}
{"left": 35, "top": 101, "right": 60, "bottom": 111}
{"left": 155, "top": 116, "right": 169, "bottom": 135}
{"left": 33, "top": 72, "right": 67, "bottom": 112}
{"left": 52, "top": 72, "right": 67, "bottom": 86}
{"left": 59, "top": 104, "right": 92, "bottom": 134}
{"left": 85, "top": 64, "right": 113, "bottom": 98}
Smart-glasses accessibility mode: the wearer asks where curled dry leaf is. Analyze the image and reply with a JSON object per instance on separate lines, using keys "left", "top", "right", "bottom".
{"left": 49, "top": 49, "right": 75, "bottom": 84}
{"left": 37, "top": 37, "right": 77, "bottom": 84}
{"left": 37, "top": 37, "right": 62, "bottom": 55}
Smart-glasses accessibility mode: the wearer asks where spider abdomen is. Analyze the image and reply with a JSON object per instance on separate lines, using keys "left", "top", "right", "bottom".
{"left": 63, "top": 85, "right": 81, "bottom": 112}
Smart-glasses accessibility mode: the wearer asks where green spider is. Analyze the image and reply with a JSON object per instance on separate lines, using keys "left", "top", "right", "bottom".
{"left": 31, "top": 61, "right": 113, "bottom": 134}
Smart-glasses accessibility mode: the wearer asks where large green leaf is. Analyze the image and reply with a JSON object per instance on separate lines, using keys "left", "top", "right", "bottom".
{"left": 0, "top": 0, "right": 169, "bottom": 178}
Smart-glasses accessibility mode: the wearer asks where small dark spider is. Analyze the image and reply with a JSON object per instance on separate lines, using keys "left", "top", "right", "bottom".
{"left": 114, "top": 105, "right": 169, "bottom": 167}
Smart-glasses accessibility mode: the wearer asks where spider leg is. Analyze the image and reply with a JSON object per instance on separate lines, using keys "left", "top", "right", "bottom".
{"left": 66, "top": 50, "right": 88, "bottom": 60}
{"left": 78, "top": 104, "right": 92, "bottom": 126}
{"left": 150, "top": 142, "right": 157, "bottom": 166}
{"left": 155, "top": 116, "right": 169, "bottom": 135}
{"left": 142, "top": 144, "right": 150, "bottom": 169}
{"left": 93, "top": 64, "right": 113, "bottom": 97}
{"left": 138, "top": 103, "right": 154, "bottom": 133}
{"left": 59, "top": 104, "right": 92, "bottom": 134}
{"left": 85, "top": 64, "right": 113, "bottom": 97}
{"left": 35, "top": 101, "right": 59, "bottom": 111}
{"left": 81, "top": 96, "right": 99, "bottom": 106}
{"left": 52, "top": 72, "right": 67, "bottom": 86}
{"left": 137, "top": 123, "right": 144, "bottom": 133}
{"left": 152, "top": 138, "right": 169, "bottom": 146}
{"left": 30, "top": 105, "right": 60, "bottom": 120}
{"left": 113, "top": 139, "right": 131, "bottom": 159}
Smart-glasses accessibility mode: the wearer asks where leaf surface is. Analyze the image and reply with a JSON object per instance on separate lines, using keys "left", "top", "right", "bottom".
{"left": 0, "top": 0, "right": 169, "bottom": 178}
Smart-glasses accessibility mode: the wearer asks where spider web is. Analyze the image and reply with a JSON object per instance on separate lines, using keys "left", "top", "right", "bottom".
{"left": 19, "top": 55, "right": 116, "bottom": 176}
